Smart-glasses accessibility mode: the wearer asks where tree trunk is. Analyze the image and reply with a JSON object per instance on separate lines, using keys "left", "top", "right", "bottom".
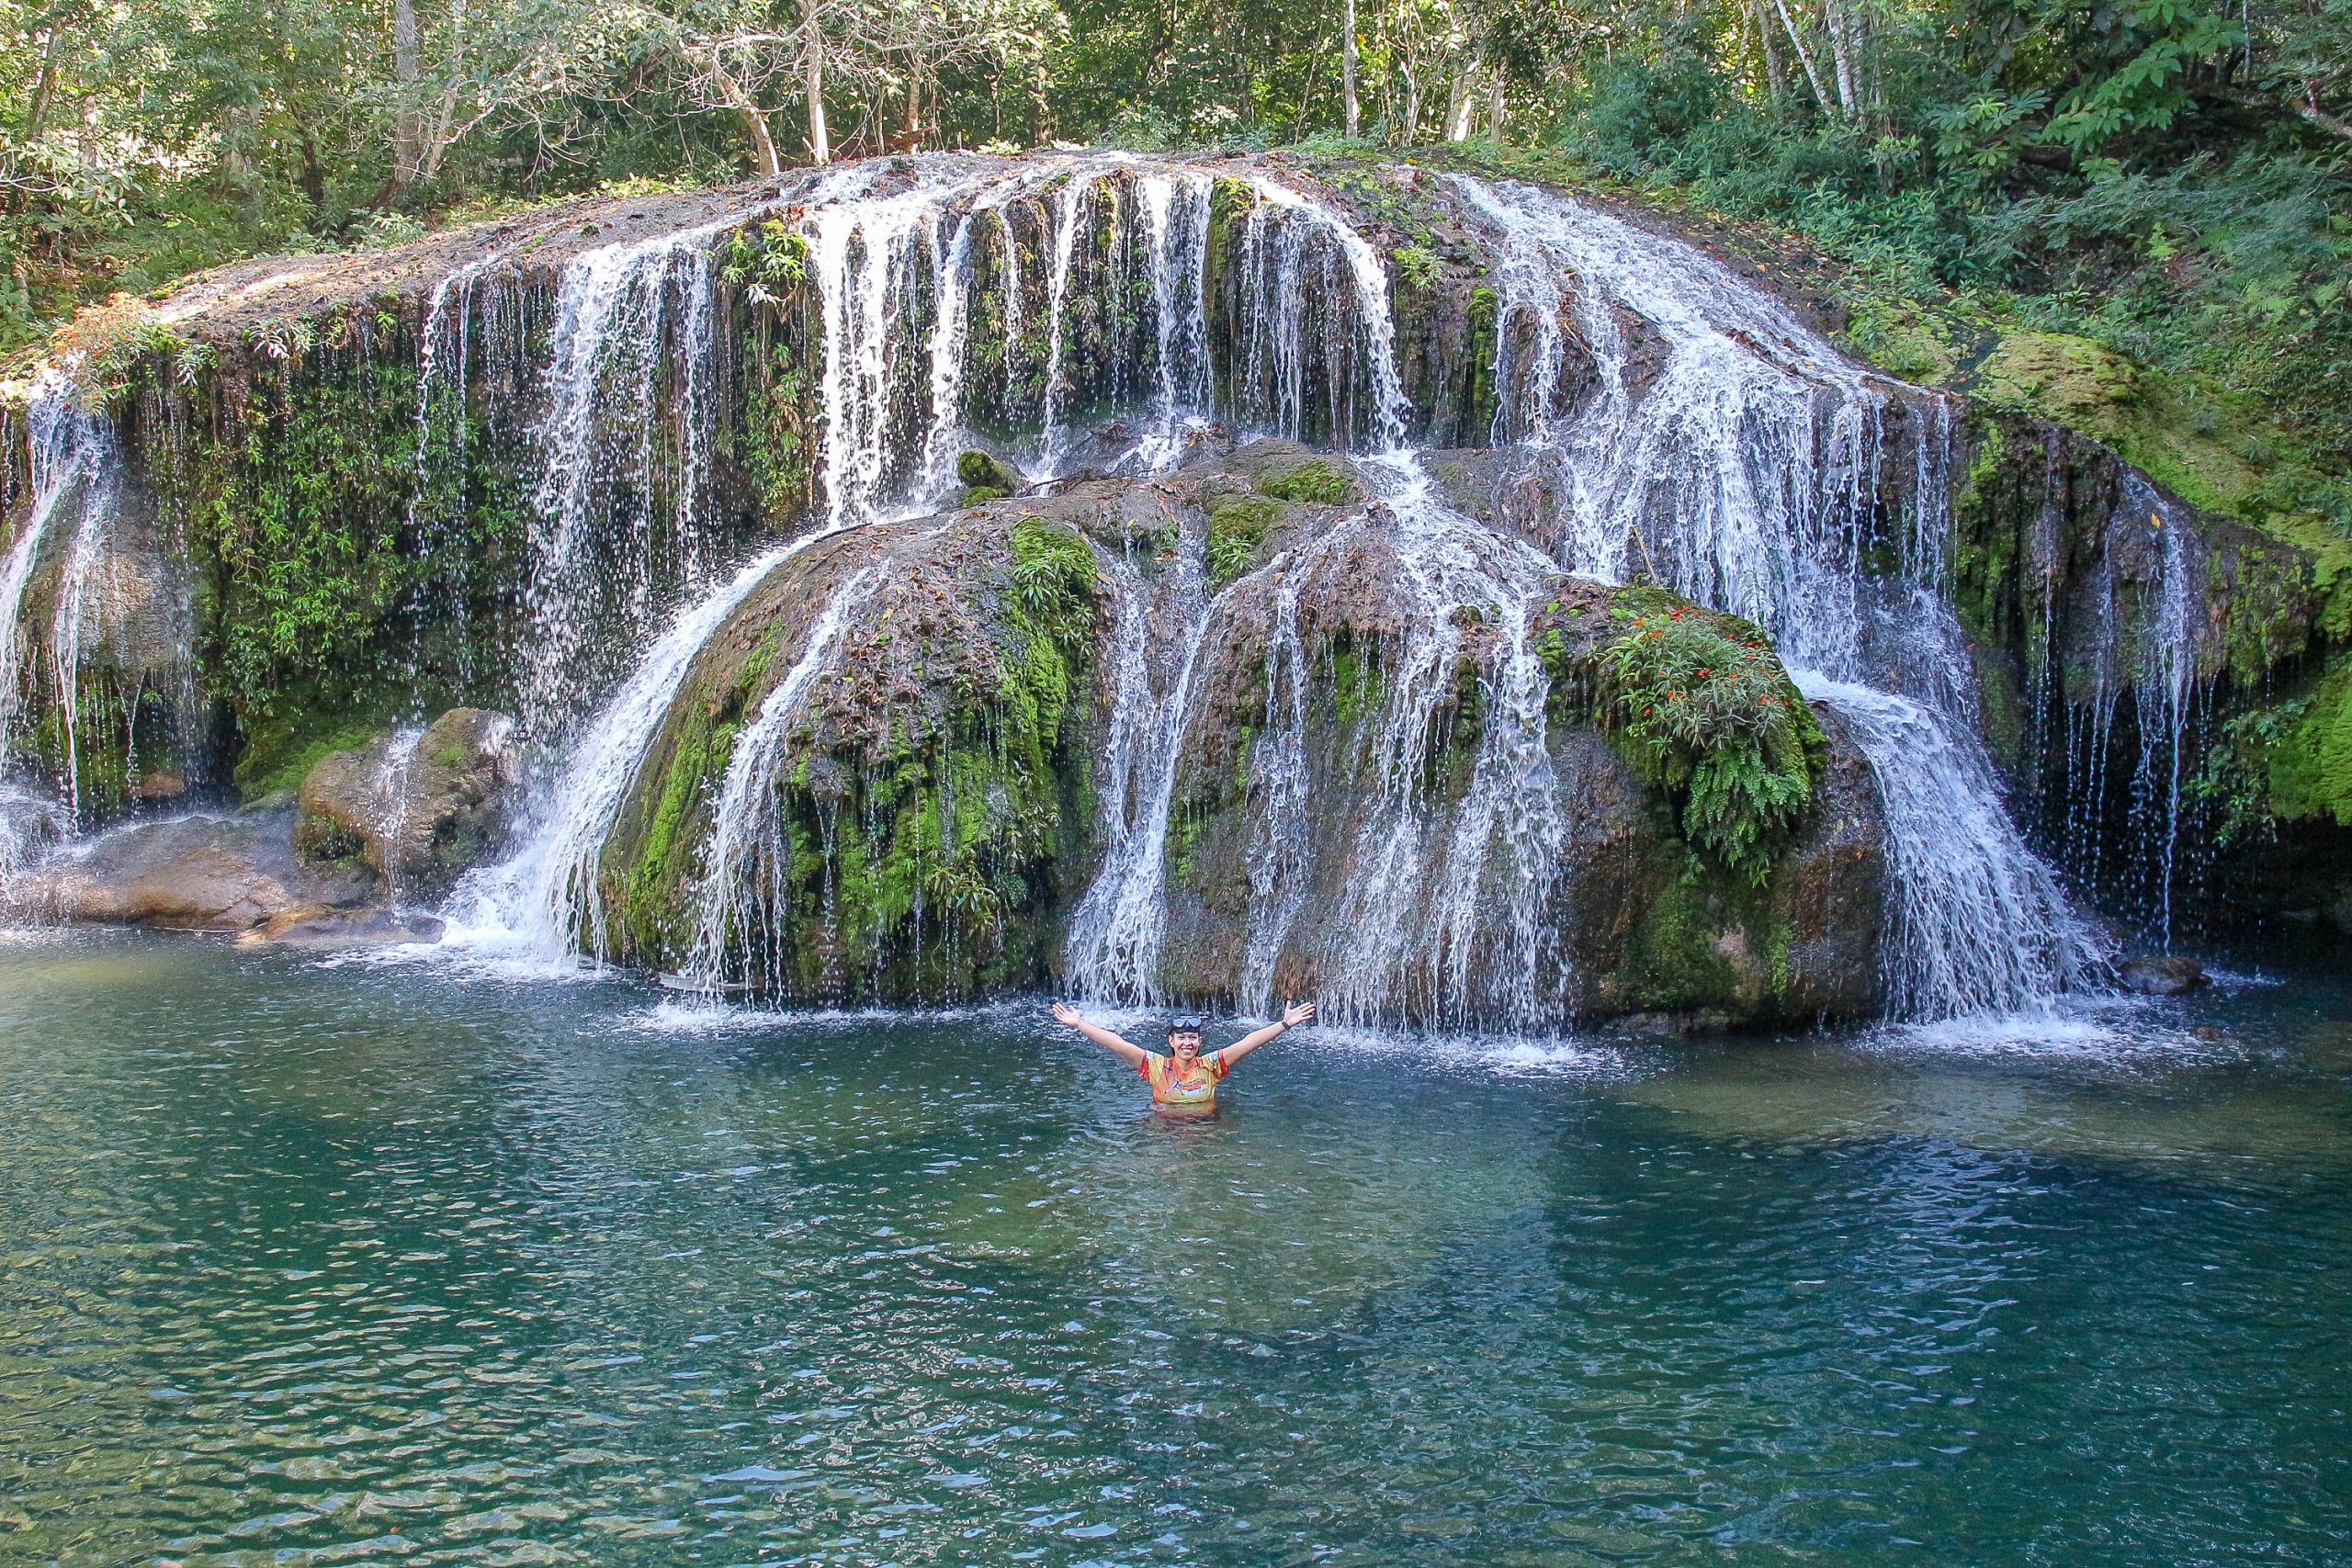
{"left": 1823, "top": 0, "right": 1859, "bottom": 119}
{"left": 1341, "top": 0, "right": 1360, "bottom": 138}
{"left": 1444, "top": 61, "right": 1477, "bottom": 140}
{"left": 1752, "top": 0, "right": 1787, "bottom": 103}
{"left": 804, "top": 42, "right": 830, "bottom": 164}
{"left": 392, "top": 0, "right": 422, "bottom": 186}
{"left": 1768, "top": 0, "right": 1834, "bottom": 116}
{"left": 417, "top": 0, "right": 468, "bottom": 183}
{"left": 24, "top": 28, "right": 59, "bottom": 140}
{"left": 1486, "top": 62, "right": 1506, "bottom": 141}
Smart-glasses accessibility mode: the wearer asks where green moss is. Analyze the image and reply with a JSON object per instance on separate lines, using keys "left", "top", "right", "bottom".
{"left": 2266, "top": 655, "right": 2352, "bottom": 827}
{"left": 1207, "top": 496, "right": 1281, "bottom": 587}
{"left": 1465, "top": 285, "right": 1500, "bottom": 433}
{"left": 1330, "top": 636, "right": 1385, "bottom": 727}
{"left": 1840, "top": 296, "right": 1956, "bottom": 382}
{"left": 1255, "top": 458, "right": 1357, "bottom": 505}
{"left": 1619, "top": 861, "right": 1745, "bottom": 1010}
{"left": 233, "top": 711, "right": 386, "bottom": 803}
{"left": 1969, "top": 327, "right": 2339, "bottom": 545}
{"left": 958, "top": 449, "right": 1022, "bottom": 494}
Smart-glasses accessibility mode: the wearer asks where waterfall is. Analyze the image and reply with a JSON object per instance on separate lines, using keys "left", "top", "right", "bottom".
{"left": 440, "top": 154, "right": 2115, "bottom": 1023}
{"left": 452, "top": 541, "right": 806, "bottom": 961}
{"left": 1134, "top": 171, "right": 1213, "bottom": 469}
{"left": 1065, "top": 180, "right": 1567, "bottom": 1025}
{"left": 1035, "top": 171, "right": 1098, "bottom": 471}
{"left": 1061, "top": 547, "right": 1217, "bottom": 1005}
{"left": 1448, "top": 174, "right": 2102, "bottom": 1020}
{"left": 2121, "top": 473, "right": 2200, "bottom": 946}
{"left": 2, "top": 369, "right": 122, "bottom": 823}
{"left": 682, "top": 561, "right": 886, "bottom": 992}
{"left": 523, "top": 215, "right": 740, "bottom": 739}
{"left": 1799, "top": 673, "right": 2093, "bottom": 1018}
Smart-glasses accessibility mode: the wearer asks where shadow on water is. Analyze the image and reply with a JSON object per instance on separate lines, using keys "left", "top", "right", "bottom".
{"left": 0, "top": 929, "right": 2346, "bottom": 1565}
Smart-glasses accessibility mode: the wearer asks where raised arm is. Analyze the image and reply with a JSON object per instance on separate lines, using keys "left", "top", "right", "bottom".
{"left": 1216, "top": 1000, "right": 1316, "bottom": 1069}
{"left": 1050, "top": 1002, "right": 1150, "bottom": 1066}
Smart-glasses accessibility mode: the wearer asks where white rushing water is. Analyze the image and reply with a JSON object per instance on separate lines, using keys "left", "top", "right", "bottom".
{"left": 451, "top": 153, "right": 2109, "bottom": 1022}
{"left": 1063, "top": 177, "right": 1572, "bottom": 1025}
{"left": 2, "top": 368, "right": 122, "bottom": 823}
{"left": 682, "top": 562, "right": 885, "bottom": 991}
{"left": 451, "top": 540, "right": 808, "bottom": 963}
{"left": 523, "top": 210, "right": 754, "bottom": 739}
{"left": 1449, "top": 174, "right": 2103, "bottom": 1018}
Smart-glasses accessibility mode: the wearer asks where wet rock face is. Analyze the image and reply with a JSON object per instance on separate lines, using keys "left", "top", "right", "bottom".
{"left": 295, "top": 708, "right": 518, "bottom": 895}
{"left": 601, "top": 445, "right": 1890, "bottom": 1024}
{"left": 22, "top": 810, "right": 375, "bottom": 931}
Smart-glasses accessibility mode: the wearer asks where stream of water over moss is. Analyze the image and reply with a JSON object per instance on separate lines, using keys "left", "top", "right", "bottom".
{"left": 3, "top": 931, "right": 2347, "bottom": 1565}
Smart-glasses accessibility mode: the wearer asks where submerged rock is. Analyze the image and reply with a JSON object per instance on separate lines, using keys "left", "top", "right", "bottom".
{"left": 296, "top": 708, "right": 518, "bottom": 895}
{"left": 234, "top": 904, "right": 447, "bottom": 950}
{"left": 2116, "top": 954, "right": 2208, "bottom": 996}
{"left": 24, "top": 810, "right": 374, "bottom": 931}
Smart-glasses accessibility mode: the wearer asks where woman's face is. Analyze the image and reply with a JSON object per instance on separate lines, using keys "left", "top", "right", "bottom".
{"left": 1168, "top": 1030, "right": 1203, "bottom": 1066}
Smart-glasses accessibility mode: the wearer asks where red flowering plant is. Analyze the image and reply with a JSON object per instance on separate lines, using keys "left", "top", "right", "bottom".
{"left": 1601, "top": 591, "right": 1824, "bottom": 885}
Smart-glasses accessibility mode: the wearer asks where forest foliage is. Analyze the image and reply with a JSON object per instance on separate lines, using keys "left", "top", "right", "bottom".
{"left": 1, "top": 0, "right": 2345, "bottom": 493}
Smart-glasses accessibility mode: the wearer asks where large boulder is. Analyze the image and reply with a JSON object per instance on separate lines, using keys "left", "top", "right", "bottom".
{"left": 592, "top": 446, "right": 1890, "bottom": 1025}
{"left": 296, "top": 707, "right": 518, "bottom": 896}
{"left": 22, "top": 809, "right": 375, "bottom": 931}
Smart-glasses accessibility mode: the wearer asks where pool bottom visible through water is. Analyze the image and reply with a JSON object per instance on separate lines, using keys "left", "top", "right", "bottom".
{"left": 2, "top": 929, "right": 2347, "bottom": 1566}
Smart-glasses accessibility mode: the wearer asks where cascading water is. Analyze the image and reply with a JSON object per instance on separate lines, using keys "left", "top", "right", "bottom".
{"left": 1066, "top": 178, "right": 1576, "bottom": 1026}
{"left": 454, "top": 541, "right": 807, "bottom": 961}
{"left": 2, "top": 369, "right": 123, "bottom": 824}
{"left": 1133, "top": 171, "right": 1214, "bottom": 468}
{"left": 523, "top": 215, "right": 742, "bottom": 739}
{"left": 682, "top": 562, "right": 886, "bottom": 992}
{"left": 443, "top": 152, "right": 2117, "bottom": 1023}
{"left": 2120, "top": 474, "right": 2200, "bottom": 945}
{"left": 1449, "top": 174, "right": 2103, "bottom": 1020}
{"left": 1060, "top": 547, "right": 1216, "bottom": 1006}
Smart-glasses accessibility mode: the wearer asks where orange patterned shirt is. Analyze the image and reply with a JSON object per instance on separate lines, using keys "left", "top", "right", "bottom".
{"left": 1139, "top": 1048, "right": 1228, "bottom": 1109}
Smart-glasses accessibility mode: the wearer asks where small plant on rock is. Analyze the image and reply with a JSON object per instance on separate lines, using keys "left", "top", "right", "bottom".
{"left": 1206, "top": 496, "right": 1280, "bottom": 587}
{"left": 1603, "top": 593, "right": 1824, "bottom": 884}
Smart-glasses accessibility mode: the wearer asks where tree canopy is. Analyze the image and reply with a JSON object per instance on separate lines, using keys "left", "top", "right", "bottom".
{"left": 2, "top": 0, "right": 2346, "bottom": 491}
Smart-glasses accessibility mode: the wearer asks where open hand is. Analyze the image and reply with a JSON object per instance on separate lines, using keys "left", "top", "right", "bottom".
{"left": 1050, "top": 1001, "right": 1084, "bottom": 1028}
{"left": 1282, "top": 1001, "right": 1317, "bottom": 1028}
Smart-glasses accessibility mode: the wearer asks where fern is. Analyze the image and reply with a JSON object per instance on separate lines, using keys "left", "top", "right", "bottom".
{"left": 1604, "top": 599, "right": 1823, "bottom": 883}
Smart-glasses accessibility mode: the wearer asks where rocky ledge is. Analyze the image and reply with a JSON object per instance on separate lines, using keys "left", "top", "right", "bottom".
{"left": 590, "top": 439, "right": 1889, "bottom": 1024}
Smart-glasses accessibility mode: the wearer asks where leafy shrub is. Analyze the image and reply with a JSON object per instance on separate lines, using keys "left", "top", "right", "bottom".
{"left": 1391, "top": 243, "right": 1442, "bottom": 291}
{"left": 1603, "top": 594, "right": 1824, "bottom": 883}
{"left": 46, "top": 294, "right": 182, "bottom": 402}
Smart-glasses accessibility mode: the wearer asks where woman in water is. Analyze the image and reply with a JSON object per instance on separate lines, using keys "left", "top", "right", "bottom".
{"left": 1048, "top": 1000, "right": 1317, "bottom": 1111}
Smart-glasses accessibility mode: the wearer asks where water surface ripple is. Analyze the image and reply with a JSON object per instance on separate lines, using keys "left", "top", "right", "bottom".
{"left": 2, "top": 932, "right": 2346, "bottom": 1564}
